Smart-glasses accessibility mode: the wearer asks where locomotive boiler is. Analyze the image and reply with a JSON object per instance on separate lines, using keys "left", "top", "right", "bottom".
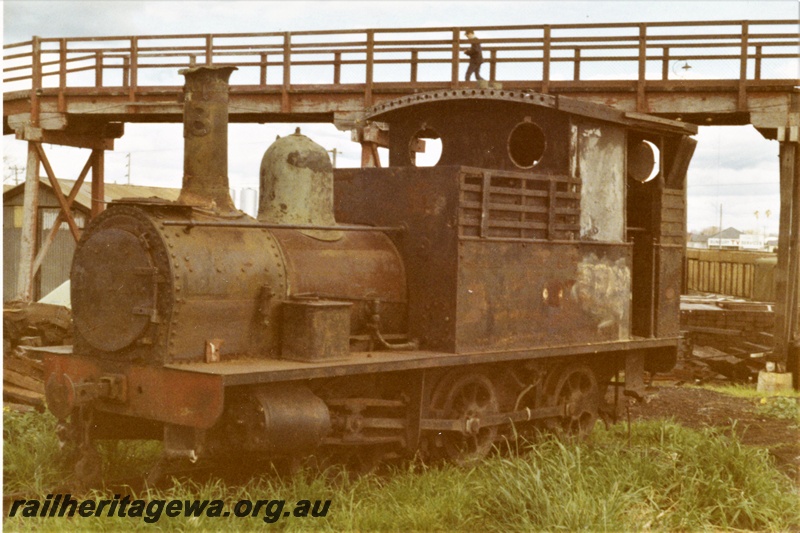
{"left": 43, "top": 65, "right": 697, "bottom": 479}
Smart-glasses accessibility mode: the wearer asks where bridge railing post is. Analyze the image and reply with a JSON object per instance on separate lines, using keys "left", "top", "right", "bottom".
{"left": 738, "top": 21, "right": 749, "bottom": 111}
{"left": 122, "top": 56, "right": 130, "bottom": 89}
{"left": 365, "top": 30, "right": 374, "bottom": 106}
{"left": 205, "top": 34, "right": 213, "bottom": 65}
{"left": 282, "top": 32, "right": 291, "bottom": 112}
{"left": 30, "top": 36, "right": 41, "bottom": 126}
{"left": 129, "top": 36, "right": 138, "bottom": 102}
{"left": 261, "top": 53, "right": 268, "bottom": 86}
{"left": 58, "top": 38, "right": 67, "bottom": 112}
{"left": 451, "top": 28, "right": 460, "bottom": 88}
{"left": 661, "top": 46, "right": 670, "bottom": 80}
{"left": 755, "top": 45, "right": 763, "bottom": 80}
{"left": 636, "top": 23, "right": 647, "bottom": 112}
{"left": 410, "top": 50, "right": 418, "bottom": 84}
{"left": 573, "top": 48, "right": 581, "bottom": 81}
{"left": 542, "top": 25, "right": 551, "bottom": 93}
{"left": 333, "top": 52, "right": 341, "bottom": 84}
{"left": 95, "top": 51, "right": 103, "bottom": 87}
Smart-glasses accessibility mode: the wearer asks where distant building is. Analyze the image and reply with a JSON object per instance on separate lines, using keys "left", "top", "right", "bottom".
{"left": 706, "top": 227, "right": 742, "bottom": 250}
{"left": 4, "top": 179, "right": 180, "bottom": 302}
{"left": 739, "top": 233, "right": 766, "bottom": 251}
{"left": 687, "top": 232, "right": 710, "bottom": 249}
{"left": 765, "top": 237, "right": 779, "bottom": 252}
{"left": 692, "top": 227, "right": 775, "bottom": 251}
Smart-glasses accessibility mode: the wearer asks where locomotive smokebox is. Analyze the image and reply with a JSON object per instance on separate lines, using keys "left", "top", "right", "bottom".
{"left": 178, "top": 65, "right": 237, "bottom": 212}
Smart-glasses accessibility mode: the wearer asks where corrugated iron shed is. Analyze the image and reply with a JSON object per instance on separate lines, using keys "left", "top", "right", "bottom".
{"left": 4, "top": 180, "right": 180, "bottom": 301}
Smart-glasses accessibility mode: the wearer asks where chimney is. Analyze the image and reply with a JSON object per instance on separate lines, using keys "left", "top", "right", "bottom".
{"left": 178, "top": 65, "right": 237, "bottom": 212}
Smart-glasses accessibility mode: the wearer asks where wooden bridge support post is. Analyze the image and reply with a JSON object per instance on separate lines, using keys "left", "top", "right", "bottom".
{"left": 91, "top": 149, "right": 105, "bottom": 217}
{"left": 774, "top": 135, "right": 800, "bottom": 388}
{"left": 16, "top": 142, "right": 41, "bottom": 302}
{"left": 15, "top": 36, "right": 43, "bottom": 302}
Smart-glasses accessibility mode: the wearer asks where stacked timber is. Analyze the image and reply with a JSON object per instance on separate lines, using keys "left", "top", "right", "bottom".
{"left": 4, "top": 349, "right": 44, "bottom": 412}
{"left": 3, "top": 301, "right": 72, "bottom": 413}
{"left": 677, "top": 294, "right": 775, "bottom": 383}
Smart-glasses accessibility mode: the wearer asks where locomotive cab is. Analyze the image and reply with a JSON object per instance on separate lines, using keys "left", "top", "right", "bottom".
{"left": 336, "top": 91, "right": 696, "bottom": 363}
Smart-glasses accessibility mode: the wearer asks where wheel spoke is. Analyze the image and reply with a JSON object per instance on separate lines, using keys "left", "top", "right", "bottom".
{"left": 545, "top": 365, "right": 599, "bottom": 438}
{"left": 431, "top": 372, "right": 499, "bottom": 464}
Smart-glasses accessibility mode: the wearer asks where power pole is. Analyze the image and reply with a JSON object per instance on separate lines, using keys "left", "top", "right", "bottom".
{"left": 10, "top": 165, "right": 24, "bottom": 185}
{"left": 126, "top": 153, "right": 131, "bottom": 185}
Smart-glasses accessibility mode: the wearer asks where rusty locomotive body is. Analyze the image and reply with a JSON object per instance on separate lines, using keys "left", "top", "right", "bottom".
{"left": 43, "top": 66, "right": 697, "bottom": 473}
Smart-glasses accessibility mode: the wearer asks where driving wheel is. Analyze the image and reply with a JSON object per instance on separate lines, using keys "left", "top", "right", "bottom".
{"left": 431, "top": 372, "right": 499, "bottom": 464}
{"left": 545, "top": 365, "right": 599, "bottom": 438}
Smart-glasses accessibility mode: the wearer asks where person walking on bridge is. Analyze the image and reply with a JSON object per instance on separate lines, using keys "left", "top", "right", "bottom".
{"left": 463, "top": 30, "right": 484, "bottom": 82}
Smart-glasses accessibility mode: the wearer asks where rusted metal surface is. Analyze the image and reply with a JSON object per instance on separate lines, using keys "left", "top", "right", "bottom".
{"left": 429, "top": 371, "right": 499, "bottom": 463}
{"left": 162, "top": 220, "right": 405, "bottom": 232}
{"left": 178, "top": 65, "right": 237, "bottom": 213}
{"left": 577, "top": 121, "right": 625, "bottom": 241}
{"left": 457, "top": 241, "right": 632, "bottom": 352}
{"left": 258, "top": 129, "right": 338, "bottom": 237}
{"left": 282, "top": 300, "right": 352, "bottom": 362}
{"left": 215, "top": 384, "right": 331, "bottom": 454}
{"left": 337, "top": 92, "right": 694, "bottom": 355}
{"left": 161, "top": 336, "right": 680, "bottom": 386}
{"left": 71, "top": 207, "right": 407, "bottom": 365}
{"left": 68, "top": 68, "right": 409, "bottom": 367}
{"left": 335, "top": 165, "right": 460, "bottom": 351}
{"left": 71, "top": 202, "right": 283, "bottom": 362}
{"left": 271, "top": 227, "right": 407, "bottom": 339}
{"left": 43, "top": 352, "right": 225, "bottom": 428}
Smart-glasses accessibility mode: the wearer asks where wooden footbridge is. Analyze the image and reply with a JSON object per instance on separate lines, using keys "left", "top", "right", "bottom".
{"left": 3, "top": 19, "right": 800, "bottom": 380}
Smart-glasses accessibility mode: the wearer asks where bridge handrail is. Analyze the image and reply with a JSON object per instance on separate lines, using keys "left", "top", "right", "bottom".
{"left": 3, "top": 20, "right": 799, "bottom": 116}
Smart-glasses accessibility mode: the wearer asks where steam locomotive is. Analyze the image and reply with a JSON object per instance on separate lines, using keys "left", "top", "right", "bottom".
{"left": 43, "top": 66, "right": 697, "bottom": 478}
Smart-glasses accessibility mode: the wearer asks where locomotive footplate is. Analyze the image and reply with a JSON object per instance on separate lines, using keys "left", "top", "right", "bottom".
{"left": 43, "top": 336, "right": 675, "bottom": 430}
{"left": 43, "top": 346, "right": 224, "bottom": 429}
{"left": 161, "top": 336, "right": 679, "bottom": 387}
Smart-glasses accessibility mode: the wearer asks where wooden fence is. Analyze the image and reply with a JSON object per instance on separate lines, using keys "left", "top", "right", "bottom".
{"left": 684, "top": 248, "right": 777, "bottom": 301}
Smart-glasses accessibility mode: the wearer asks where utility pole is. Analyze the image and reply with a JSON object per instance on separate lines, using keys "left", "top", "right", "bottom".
{"left": 126, "top": 153, "right": 131, "bottom": 185}
{"left": 327, "top": 148, "right": 338, "bottom": 168}
{"left": 10, "top": 165, "right": 24, "bottom": 185}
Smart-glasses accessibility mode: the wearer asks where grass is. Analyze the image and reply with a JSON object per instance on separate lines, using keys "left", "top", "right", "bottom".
{"left": 699, "top": 383, "right": 800, "bottom": 400}
{"left": 691, "top": 382, "right": 800, "bottom": 424}
{"left": 4, "top": 408, "right": 799, "bottom": 532}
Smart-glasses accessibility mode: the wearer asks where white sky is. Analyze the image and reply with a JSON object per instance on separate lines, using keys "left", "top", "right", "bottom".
{"left": 3, "top": 1, "right": 799, "bottom": 233}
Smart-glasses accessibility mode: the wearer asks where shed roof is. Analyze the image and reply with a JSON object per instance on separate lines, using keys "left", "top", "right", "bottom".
{"left": 710, "top": 227, "right": 743, "bottom": 239}
{"left": 3, "top": 179, "right": 180, "bottom": 211}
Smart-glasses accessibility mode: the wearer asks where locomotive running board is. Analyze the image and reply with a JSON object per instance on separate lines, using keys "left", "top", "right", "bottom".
{"left": 161, "top": 336, "right": 679, "bottom": 386}
{"left": 42, "top": 347, "right": 224, "bottom": 429}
